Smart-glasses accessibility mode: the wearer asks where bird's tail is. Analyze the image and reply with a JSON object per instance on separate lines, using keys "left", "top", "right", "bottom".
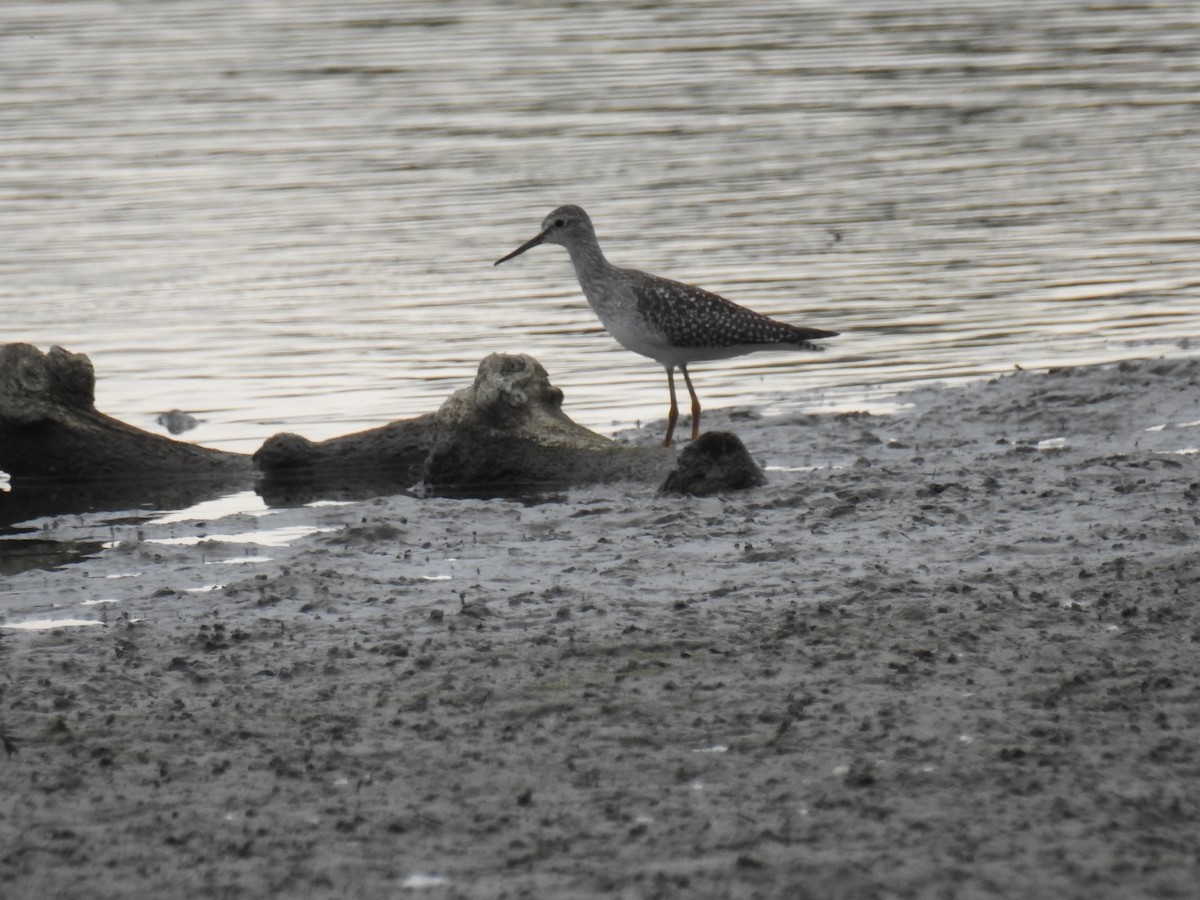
{"left": 791, "top": 324, "right": 839, "bottom": 348}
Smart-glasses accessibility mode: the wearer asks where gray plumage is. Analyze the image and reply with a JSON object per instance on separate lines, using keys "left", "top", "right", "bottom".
{"left": 624, "top": 272, "right": 830, "bottom": 352}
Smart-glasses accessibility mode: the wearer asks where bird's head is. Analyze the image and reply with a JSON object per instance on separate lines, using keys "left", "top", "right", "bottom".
{"left": 495, "top": 205, "right": 594, "bottom": 265}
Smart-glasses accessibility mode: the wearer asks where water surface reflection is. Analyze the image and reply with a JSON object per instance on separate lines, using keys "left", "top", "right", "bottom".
{"left": 2, "top": 0, "right": 1197, "bottom": 455}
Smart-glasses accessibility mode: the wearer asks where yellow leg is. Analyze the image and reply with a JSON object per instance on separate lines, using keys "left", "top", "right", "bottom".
{"left": 664, "top": 366, "right": 679, "bottom": 448}
{"left": 681, "top": 366, "right": 700, "bottom": 441}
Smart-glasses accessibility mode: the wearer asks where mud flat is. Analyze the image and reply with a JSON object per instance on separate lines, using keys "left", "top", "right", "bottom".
{"left": 2, "top": 357, "right": 1199, "bottom": 899}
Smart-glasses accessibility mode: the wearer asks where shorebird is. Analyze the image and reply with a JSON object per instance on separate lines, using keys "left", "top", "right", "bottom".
{"left": 495, "top": 205, "right": 838, "bottom": 447}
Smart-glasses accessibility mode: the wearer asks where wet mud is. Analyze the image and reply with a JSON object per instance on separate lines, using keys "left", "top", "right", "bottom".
{"left": 2, "top": 357, "right": 1199, "bottom": 898}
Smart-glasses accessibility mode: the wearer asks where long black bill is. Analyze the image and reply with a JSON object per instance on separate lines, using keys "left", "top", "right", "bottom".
{"left": 494, "top": 231, "right": 546, "bottom": 266}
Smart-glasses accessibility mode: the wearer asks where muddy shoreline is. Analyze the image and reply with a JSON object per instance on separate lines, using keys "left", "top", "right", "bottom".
{"left": 2, "top": 357, "right": 1199, "bottom": 899}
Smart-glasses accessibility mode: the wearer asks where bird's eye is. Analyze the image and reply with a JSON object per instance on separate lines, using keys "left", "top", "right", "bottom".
{"left": 554, "top": 218, "right": 565, "bottom": 228}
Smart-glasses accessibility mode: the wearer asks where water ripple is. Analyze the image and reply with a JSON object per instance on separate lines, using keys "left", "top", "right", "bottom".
{"left": 2, "top": 0, "right": 1198, "bottom": 452}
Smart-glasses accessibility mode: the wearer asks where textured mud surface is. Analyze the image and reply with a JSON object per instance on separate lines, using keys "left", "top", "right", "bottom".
{"left": 2, "top": 358, "right": 1199, "bottom": 898}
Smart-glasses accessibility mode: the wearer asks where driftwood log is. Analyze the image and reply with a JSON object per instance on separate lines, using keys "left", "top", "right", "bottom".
{"left": 0, "top": 343, "right": 251, "bottom": 481}
{"left": 1, "top": 345, "right": 762, "bottom": 522}
{"left": 255, "top": 352, "right": 672, "bottom": 493}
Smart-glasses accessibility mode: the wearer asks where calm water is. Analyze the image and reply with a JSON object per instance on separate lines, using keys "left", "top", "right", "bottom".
{"left": 3, "top": 0, "right": 1200, "bottom": 456}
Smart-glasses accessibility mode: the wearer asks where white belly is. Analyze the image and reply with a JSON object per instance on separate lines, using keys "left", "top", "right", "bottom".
{"left": 596, "top": 308, "right": 798, "bottom": 368}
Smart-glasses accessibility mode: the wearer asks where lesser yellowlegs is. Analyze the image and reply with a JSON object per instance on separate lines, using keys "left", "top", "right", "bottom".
{"left": 495, "top": 205, "right": 838, "bottom": 448}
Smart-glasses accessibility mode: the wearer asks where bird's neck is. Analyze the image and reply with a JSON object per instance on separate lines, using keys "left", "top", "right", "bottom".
{"left": 565, "top": 233, "right": 612, "bottom": 289}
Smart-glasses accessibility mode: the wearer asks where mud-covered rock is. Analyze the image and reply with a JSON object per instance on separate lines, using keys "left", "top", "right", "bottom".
{"left": 659, "top": 430, "right": 766, "bottom": 495}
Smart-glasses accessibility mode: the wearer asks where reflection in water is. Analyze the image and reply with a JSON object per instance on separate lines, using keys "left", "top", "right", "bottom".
{"left": 0, "top": 480, "right": 261, "bottom": 573}
{"left": 1, "top": 0, "right": 1198, "bottom": 457}
{"left": 0, "top": 538, "right": 106, "bottom": 577}
{"left": 0, "top": 475, "right": 250, "bottom": 532}
{"left": 1, "top": 618, "right": 105, "bottom": 632}
{"left": 149, "top": 491, "right": 269, "bottom": 525}
{"left": 144, "top": 525, "right": 336, "bottom": 547}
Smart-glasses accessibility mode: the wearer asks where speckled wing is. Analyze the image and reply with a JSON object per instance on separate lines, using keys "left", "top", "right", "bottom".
{"left": 626, "top": 270, "right": 837, "bottom": 350}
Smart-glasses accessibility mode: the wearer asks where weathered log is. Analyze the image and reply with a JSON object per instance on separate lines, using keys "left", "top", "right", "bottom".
{"left": 421, "top": 353, "right": 672, "bottom": 489}
{"left": 0, "top": 343, "right": 252, "bottom": 481}
{"left": 255, "top": 353, "right": 673, "bottom": 492}
{"left": 2, "top": 346, "right": 681, "bottom": 511}
{"left": 253, "top": 414, "right": 439, "bottom": 482}
{"left": 252, "top": 413, "right": 440, "bottom": 506}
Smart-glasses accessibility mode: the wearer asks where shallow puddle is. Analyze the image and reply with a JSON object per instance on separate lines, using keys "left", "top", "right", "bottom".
{"left": 1, "top": 617, "right": 104, "bottom": 631}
